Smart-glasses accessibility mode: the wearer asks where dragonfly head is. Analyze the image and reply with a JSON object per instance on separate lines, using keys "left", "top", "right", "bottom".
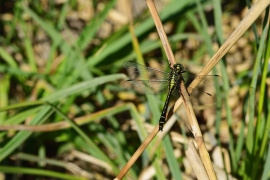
{"left": 173, "top": 63, "right": 185, "bottom": 73}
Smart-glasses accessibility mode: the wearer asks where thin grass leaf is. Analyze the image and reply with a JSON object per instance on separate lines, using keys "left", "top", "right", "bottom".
{"left": 211, "top": 0, "right": 229, "bottom": 169}
{"left": 246, "top": 18, "right": 269, "bottom": 154}
{"left": 0, "top": 75, "right": 9, "bottom": 122}
{"left": 117, "top": 33, "right": 199, "bottom": 68}
{"left": 162, "top": 135, "right": 183, "bottom": 179}
{"left": 43, "top": 74, "right": 125, "bottom": 102}
{"left": 95, "top": 120, "right": 137, "bottom": 179}
{"left": 212, "top": 0, "right": 239, "bottom": 172}
{"left": 0, "top": 106, "right": 53, "bottom": 161}
{"left": 87, "top": 0, "right": 196, "bottom": 67}
{"left": 22, "top": 5, "right": 92, "bottom": 87}
{"left": 46, "top": 102, "right": 119, "bottom": 173}
{"left": 212, "top": 0, "right": 224, "bottom": 42}
{"left": 45, "top": 40, "right": 58, "bottom": 74}
{"left": 0, "top": 65, "right": 45, "bottom": 79}
{"left": 20, "top": 20, "right": 38, "bottom": 72}
{"left": 255, "top": 8, "right": 270, "bottom": 155}
{"left": 261, "top": 99, "right": 270, "bottom": 180}
{"left": 57, "top": 0, "right": 70, "bottom": 30}
{"left": 0, "top": 101, "right": 44, "bottom": 112}
{"left": 0, "top": 166, "right": 87, "bottom": 180}
{"left": 259, "top": 13, "right": 270, "bottom": 158}
{"left": 245, "top": 0, "right": 260, "bottom": 45}
{"left": 250, "top": 11, "right": 270, "bottom": 179}
{"left": 13, "top": 152, "right": 87, "bottom": 174}
{"left": 1, "top": 107, "right": 41, "bottom": 125}
{"left": 77, "top": 0, "right": 117, "bottom": 50}
{"left": 0, "top": 48, "right": 18, "bottom": 68}
{"left": 261, "top": 147, "right": 270, "bottom": 180}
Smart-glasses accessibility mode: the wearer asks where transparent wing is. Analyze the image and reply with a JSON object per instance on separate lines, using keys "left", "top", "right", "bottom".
{"left": 122, "top": 61, "right": 223, "bottom": 104}
{"left": 123, "top": 61, "right": 171, "bottom": 80}
{"left": 183, "top": 73, "right": 223, "bottom": 87}
{"left": 122, "top": 79, "right": 169, "bottom": 94}
{"left": 176, "top": 73, "right": 223, "bottom": 105}
{"left": 187, "top": 87, "right": 215, "bottom": 105}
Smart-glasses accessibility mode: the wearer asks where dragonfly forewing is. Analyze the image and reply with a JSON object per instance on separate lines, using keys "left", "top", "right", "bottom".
{"left": 187, "top": 87, "right": 215, "bottom": 105}
{"left": 122, "top": 79, "right": 169, "bottom": 94}
{"left": 123, "top": 61, "right": 171, "bottom": 80}
{"left": 183, "top": 74, "right": 223, "bottom": 88}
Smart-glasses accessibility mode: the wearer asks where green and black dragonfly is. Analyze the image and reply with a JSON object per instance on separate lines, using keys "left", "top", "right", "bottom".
{"left": 122, "top": 61, "right": 222, "bottom": 131}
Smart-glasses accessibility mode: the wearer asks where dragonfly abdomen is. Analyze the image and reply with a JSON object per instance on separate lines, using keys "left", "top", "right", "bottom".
{"left": 158, "top": 64, "right": 184, "bottom": 131}
{"left": 159, "top": 89, "right": 174, "bottom": 131}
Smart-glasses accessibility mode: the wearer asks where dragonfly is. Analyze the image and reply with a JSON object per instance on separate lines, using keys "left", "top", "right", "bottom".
{"left": 122, "top": 61, "right": 222, "bottom": 131}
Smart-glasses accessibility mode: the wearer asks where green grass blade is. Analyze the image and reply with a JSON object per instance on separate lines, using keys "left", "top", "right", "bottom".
{"left": 87, "top": 0, "right": 196, "bottom": 67}
{"left": 211, "top": 0, "right": 239, "bottom": 171}
{"left": 259, "top": 13, "right": 270, "bottom": 158}
{"left": 0, "top": 166, "right": 87, "bottom": 180}
{"left": 0, "top": 101, "right": 44, "bottom": 112}
{"left": 46, "top": 102, "right": 119, "bottom": 173}
{"left": 0, "top": 106, "right": 52, "bottom": 161}
{"left": 56, "top": 0, "right": 70, "bottom": 30}
{"left": 22, "top": 5, "right": 92, "bottom": 86}
{"left": 0, "top": 48, "right": 18, "bottom": 68}
{"left": 162, "top": 135, "right": 183, "bottom": 179}
{"left": 0, "top": 75, "right": 9, "bottom": 122}
{"left": 2, "top": 107, "right": 41, "bottom": 125}
{"left": 20, "top": 20, "right": 38, "bottom": 72}
{"left": 261, "top": 99, "right": 270, "bottom": 180}
{"left": 43, "top": 74, "right": 125, "bottom": 102}
{"left": 77, "top": 0, "right": 117, "bottom": 50}
{"left": 246, "top": 19, "right": 269, "bottom": 154}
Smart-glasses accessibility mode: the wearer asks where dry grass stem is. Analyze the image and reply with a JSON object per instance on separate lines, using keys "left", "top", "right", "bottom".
{"left": 0, "top": 104, "right": 129, "bottom": 132}
{"left": 145, "top": 0, "right": 176, "bottom": 68}
{"left": 181, "top": 80, "right": 217, "bottom": 179}
{"left": 71, "top": 150, "right": 113, "bottom": 173}
{"left": 116, "top": 126, "right": 159, "bottom": 179}
{"left": 185, "top": 141, "right": 209, "bottom": 180}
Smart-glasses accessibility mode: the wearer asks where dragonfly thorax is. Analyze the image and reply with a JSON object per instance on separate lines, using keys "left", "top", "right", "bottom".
{"left": 168, "top": 64, "right": 186, "bottom": 91}
{"left": 173, "top": 63, "right": 185, "bottom": 73}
